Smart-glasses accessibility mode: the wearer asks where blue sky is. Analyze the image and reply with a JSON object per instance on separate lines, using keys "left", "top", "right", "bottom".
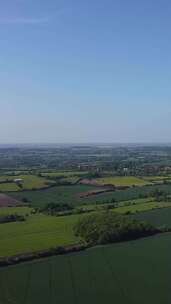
{"left": 0, "top": 0, "right": 171, "bottom": 143}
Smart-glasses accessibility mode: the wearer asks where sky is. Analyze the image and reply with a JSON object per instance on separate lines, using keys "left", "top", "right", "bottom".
{"left": 1, "top": 0, "right": 171, "bottom": 143}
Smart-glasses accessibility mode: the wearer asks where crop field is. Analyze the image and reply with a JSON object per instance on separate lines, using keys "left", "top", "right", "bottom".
{"left": 134, "top": 207, "right": 171, "bottom": 228}
{"left": 92, "top": 176, "right": 150, "bottom": 187}
{"left": 0, "top": 194, "right": 22, "bottom": 207}
{"left": 81, "top": 183, "right": 171, "bottom": 204}
{"left": 10, "top": 185, "right": 98, "bottom": 208}
{"left": 0, "top": 175, "right": 53, "bottom": 192}
{"left": 0, "top": 233, "right": 170, "bottom": 304}
{"left": 0, "top": 214, "right": 79, "bottom": 257}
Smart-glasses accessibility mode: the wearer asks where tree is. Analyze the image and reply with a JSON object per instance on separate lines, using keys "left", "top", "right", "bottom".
{"left": 74, "top": 212, "right": 158, "bottom": 245}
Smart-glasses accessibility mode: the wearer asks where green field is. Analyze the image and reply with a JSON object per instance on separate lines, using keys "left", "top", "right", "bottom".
{"left": 133, "top": 207, "right": 171, "bottom": 228}
{"left": 0, "top": 214, "right": 79, "bottom": 257}
{"left": 0, "top": 233, "right": 170, "bottom": 304}
{"left": 0, "top": 175, "right": 53, "bottom": 192}
{"left": 95, "top": 176, "right": 150, "bottom": 186}
{"left": 0, "top": 207, "right": 33, "bottom": 216}
{"left": 0, "top": 183, "right": 19, "bottom": 192}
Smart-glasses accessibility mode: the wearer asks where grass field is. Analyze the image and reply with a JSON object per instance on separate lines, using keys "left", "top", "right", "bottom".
{"left": 0, "top": 183, "right": 19, "bottom": 192}
{"left": 0, "top": 233, "right": 170, "bottom": 304}
{"left": 0, "top": 175, "right": 53, "bottom": 192}
{"left": 0, "top": 214, "right": 79, "bottom": 257}
{"left": 0, "top": 207, "right": 33, "bottom": 216}
{"left": 94, "top": 176, "right": 150, "bottom": 186}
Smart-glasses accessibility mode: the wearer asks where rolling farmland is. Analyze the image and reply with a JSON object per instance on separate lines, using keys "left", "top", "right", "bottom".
{"left": 0, "top": 145, "right": 171, "bottom": 304}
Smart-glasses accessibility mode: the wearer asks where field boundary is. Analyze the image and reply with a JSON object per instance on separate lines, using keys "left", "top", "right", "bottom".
{"left": 0, "top": 231, "right": 170, "bottom": 268}
{"left": 0, "top": 244, "right": 88, "bottom": 268}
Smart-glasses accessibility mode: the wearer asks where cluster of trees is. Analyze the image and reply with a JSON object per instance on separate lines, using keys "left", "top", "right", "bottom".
{"left": 150, "top": 189, "right": 171, "bottom": 202}
{"left": 0, "top": 214, "right": 26, "bottom": 224}
{"left": 41, "top": 202, "right": 73, "bottom": 215}
{"left": 74, "top": 212, "right": 159, "bottom": 246}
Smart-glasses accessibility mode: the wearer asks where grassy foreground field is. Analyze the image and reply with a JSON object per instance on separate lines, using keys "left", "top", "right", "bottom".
{"left": 0, "top": 214, "right": 79, "bottom": 257}
{"left": 0, "top": 234, "right": 170, "bottom": 304}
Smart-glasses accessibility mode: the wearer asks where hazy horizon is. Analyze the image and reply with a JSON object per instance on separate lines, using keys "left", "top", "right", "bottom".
{"left": 1, "top": 0, "right": 171, "bottom": 143}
